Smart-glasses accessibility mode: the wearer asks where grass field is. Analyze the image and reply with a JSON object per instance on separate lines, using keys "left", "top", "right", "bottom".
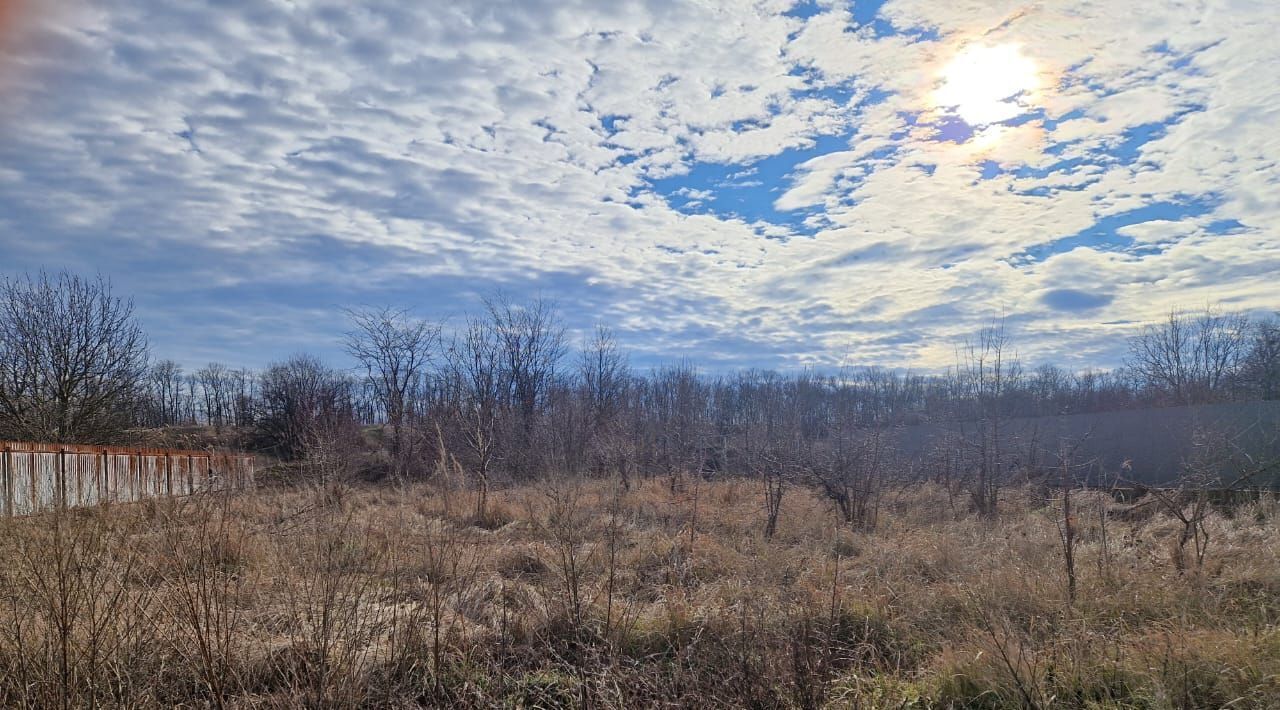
{"left": 1, "top": 476, "right": 1278, "bottom": 708}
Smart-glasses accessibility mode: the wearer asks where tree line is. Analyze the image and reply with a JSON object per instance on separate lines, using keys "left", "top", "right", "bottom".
{"left": 1, "top": 270, "right": 1277, "bottom": 512}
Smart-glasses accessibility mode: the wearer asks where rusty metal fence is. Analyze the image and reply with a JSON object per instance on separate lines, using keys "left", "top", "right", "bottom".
{"left": 0, "top": 441, "right": 255, "bottom": 516}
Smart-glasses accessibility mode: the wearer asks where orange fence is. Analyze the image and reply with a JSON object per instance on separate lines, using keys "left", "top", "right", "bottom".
{"left": 0, "top": 441, "right": 255, "bottom": 516}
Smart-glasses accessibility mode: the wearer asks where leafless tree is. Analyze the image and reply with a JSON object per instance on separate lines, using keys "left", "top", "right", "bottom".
{"left": 578, "top": 326, "right": 631, "bottom": 477}
{"left": 0, "top": 271, "right": 150, "bottom": 443}
{"left": 231, "top": 367, "right": 256, "bottom": 428}
{"left": 148, "top": 360, "right": 188, "bottom": 427}
{"left": 196, "top": 363, "right": 237, "bottom": 431}
{"left": 646, "top": 361, "right": 711, "bottom": 483}
{"left": 183, "top": 374, "right": 201, "bottom": 425}
{"left": 579, "top": 326, "right": 628, "bottom": 434}
{"left": 255, "top": 355, "right": 355, "bottom": 461}
{"left": 1050, "top": 432, "right": 1094, "bottom": 604}
{"left": 954, "top": 322, "right": 1020, "bottom": 518}
{"left": 1127, "top": 307, "right": 1251, "bottom": 405}
{"left": 484, "top": 295, "right": 566, "bottom": 476}
{"left": 344, "top": 307, "right": 439, "bottom": 478}
{"left": 733, "top": 370, "right": 814, "bottom": 538}
{"left": 811, "top": 427, "right": 891, "bottom": 531}
{"left": 444, "top": 317, "right": 507, "bottom": 517}
{"left": 1243, "top": 314, "right": 1280, "bottom": 400}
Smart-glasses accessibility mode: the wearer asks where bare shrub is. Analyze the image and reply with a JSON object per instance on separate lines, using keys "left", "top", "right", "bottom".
{"left": 274, "top": 510, "right": 384, "bottom": 708}
{"left": 811, "top": 427, "right": 891, "bottom": 531}
{"left": 0, "top": 509, "right": 157, "bottom": 708}
{"left": 154, "top": 494, "right": 254, "bottom": 708}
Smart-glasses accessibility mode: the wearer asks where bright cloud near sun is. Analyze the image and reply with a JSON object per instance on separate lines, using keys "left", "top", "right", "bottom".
{"left": 0, "top": 0, "right": 1276, "bottom": 371}
{"left": 934, "top": 43, "right": 1042, "bottom": 126}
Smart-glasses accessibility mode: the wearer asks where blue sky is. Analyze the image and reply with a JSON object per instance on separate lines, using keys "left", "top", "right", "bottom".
{"left": 0, "top": 0, "right": 1277, "bottom": 372}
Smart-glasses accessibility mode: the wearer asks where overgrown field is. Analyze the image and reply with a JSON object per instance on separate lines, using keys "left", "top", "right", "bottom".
{"left": 1, "top": 477, "right": 1278, "bottom": 708}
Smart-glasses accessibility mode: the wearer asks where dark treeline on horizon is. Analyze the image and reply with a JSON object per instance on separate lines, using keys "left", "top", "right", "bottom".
{"left": 1, "top": 270, "right": 1278, "bottom": 493}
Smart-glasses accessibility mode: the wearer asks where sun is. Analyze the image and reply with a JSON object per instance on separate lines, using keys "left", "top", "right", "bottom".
{"left": 934, "top": 43, "right": 1040, "bottom": 126}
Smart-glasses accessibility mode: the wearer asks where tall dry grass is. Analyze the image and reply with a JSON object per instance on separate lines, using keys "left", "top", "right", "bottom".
{"left": 0, "top": 476, "right": 1277, "bottom": 708}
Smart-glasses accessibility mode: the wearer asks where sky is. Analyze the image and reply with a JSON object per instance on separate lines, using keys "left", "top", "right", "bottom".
{"left": 0, "top": 0, "right": 1277, "bottom": 372}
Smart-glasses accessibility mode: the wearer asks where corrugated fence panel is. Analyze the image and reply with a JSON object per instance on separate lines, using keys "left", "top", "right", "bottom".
{"left": 170, "top": 455, "right": 186, "bottom": 497}
{"left": 178, "top": 455, "right": 197, "bottom": 497}
{"left": 67, "top": 452, "right": 96, "bottom": 507}
{"left": 111, "top": 453, "right": 132, "bottom": 504}
{"left": 7, "top": 451, "right": 32, "bottom": 516}
{"left": 0, "top": 442, "right": 255, "bottom": 516}
{"left": 143, "top": 455, "right": 161, "bottom": 499}
{"left": 34, "top": 453, "right": 58, "bottom": 512}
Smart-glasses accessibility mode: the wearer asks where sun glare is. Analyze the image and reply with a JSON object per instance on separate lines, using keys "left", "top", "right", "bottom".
{"left": 0, "top": 0, "right": 30, "bottom": 71}
{"left": 0, "top": 0, "right": 22, "bottom": 38}
{"left": 935, "top": 43, "right": 1040, "bottom": 127}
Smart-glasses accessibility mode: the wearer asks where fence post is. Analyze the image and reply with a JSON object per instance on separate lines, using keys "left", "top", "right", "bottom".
{"left": 57, "top": 447, "right": 66, "bottom": 509}
{"left": 2, "top": 446, "right": 10, "bottom": 517}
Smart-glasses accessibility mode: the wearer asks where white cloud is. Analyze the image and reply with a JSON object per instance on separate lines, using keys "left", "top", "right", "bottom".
{"left": 0, "top": 0, "right": 1275, "bottom": 370}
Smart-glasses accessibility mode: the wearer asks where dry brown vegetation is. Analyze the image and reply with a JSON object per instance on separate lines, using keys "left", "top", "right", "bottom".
{"left": 1, "top": 477, "right": 1278, "bottom": 709}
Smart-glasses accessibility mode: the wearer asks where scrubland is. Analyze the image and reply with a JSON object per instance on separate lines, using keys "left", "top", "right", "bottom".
{"left": 1, "top": 476, "right": 1278, "bottom": 709}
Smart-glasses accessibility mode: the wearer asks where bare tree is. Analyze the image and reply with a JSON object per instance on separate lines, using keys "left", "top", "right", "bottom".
{"left": 0, "top": 271, "right": 150, "bottom": 443}
{"left": 183, "top": 373, "right": 201, "bottom": 425}
{"left": 255, "top": 355, "right": 355, "bottom": 461}
{"left": 444, "top": 317, "right": 507, "bottom": 517}
{"left": 344, "top": 307, "right": 439, "bottom": 478}
{"left": 1243, "top": 314, "right": 1280, "bottom": 400}
{"left": 578, "top": 326, "right": 631, "bottom": 477}
{"left": 484, "top": 294, "right": 566, "bottom": 476}
{"left": 196, "top": 363, "right": 236, "bottom": 431}
{"left": 579, "top": 326, "right": 628, "bottom": 433}
{"left": 231, "top": 367, "right": 256, "bottom": 428}
{"left": 1127, "top": 307, "right": 1251, "bottom": 405}
{"left": 1050, "top": 432, "right": 1094, "bottom": 604}
{"left": 732, "top": 370, "right": 814, "bottom": 538}
{"left": 955, "top": 322, "right": 1020, "bottom": 518}
{"left": 646, "top": 361, "right": 711, "bottom": 482}
{"left": 811, "top": 427, "right": 891, "bottom": 532}
{"left": 147, "top": 360, "right": 188, "bottom": 427}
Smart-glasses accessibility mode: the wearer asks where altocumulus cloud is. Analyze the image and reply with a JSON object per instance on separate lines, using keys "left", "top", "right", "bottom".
{"left": 0, "top": 0, "right": 1276, "bottom": 370}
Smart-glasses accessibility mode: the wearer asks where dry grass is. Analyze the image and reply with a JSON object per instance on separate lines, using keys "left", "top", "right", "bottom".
{"left": 1, "top": 477, "right": 1278, "bottom": 708}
